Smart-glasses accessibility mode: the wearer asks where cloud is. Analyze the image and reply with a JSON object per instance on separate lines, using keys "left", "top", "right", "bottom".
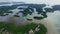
{"left": 0, "top": 0, "right": 60, "bottom": 5}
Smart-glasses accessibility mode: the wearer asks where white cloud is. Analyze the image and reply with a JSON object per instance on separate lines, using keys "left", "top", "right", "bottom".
{"left": 0, "top": 0, "right": 60, "bottom": 5}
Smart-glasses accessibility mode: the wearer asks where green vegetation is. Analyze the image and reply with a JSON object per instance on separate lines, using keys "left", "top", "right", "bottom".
{"left": 0, "top": 22, "right": 47, "bottom": 34}
{"left": 27, "top": 18, "right": 32, "bottom": 21}
{"left": 34, "top": 16, "right": 44, "bottom": 20}
{"left": 7, "top": 11, "right": 13, "bottom": 13}
{"left": 36, "top": 8, "right": 43, "bottom": 14}
{"left": 20, "top": 8, "right": 33, "bottom": 16}
{"left": 0, "top": 5, "right": 17, "bottom": 16}
{"left": 14, "top": 15, "right": 20, "bottom": 17}
{"left": 44, "top": 8, "right": 54, "bottom": 12}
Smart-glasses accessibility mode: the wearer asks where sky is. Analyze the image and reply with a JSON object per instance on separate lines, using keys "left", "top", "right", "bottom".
{"left": 0, "top": 0, "right": 60, "bottom": 5}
